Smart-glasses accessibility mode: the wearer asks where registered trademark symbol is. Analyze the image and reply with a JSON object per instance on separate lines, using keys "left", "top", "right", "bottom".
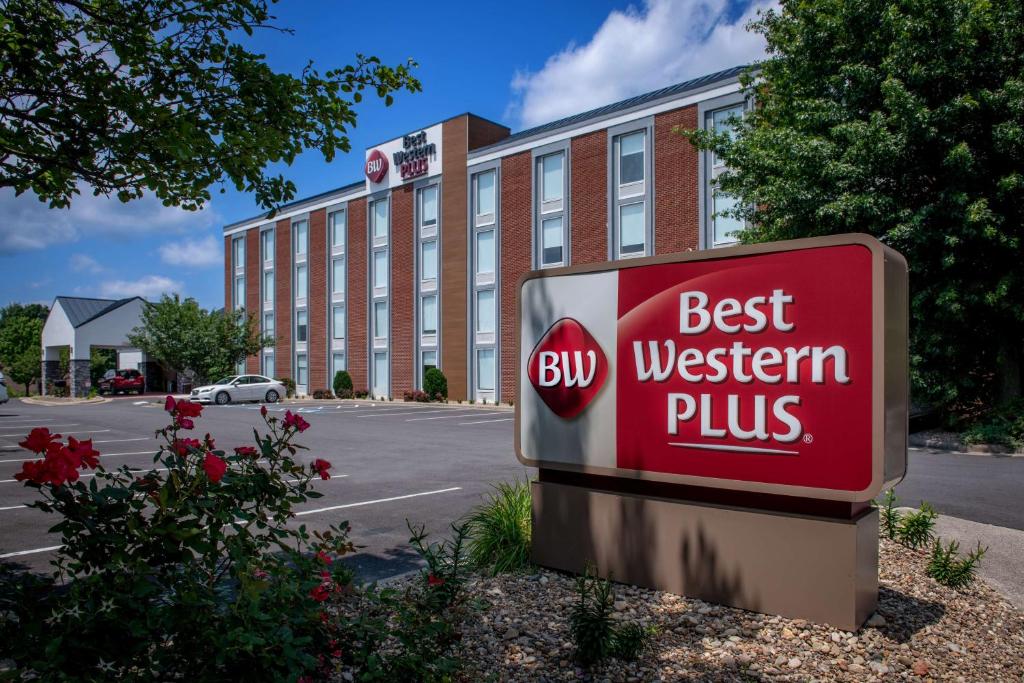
{"left": 803, "top": 434, "right": 814, "bottom": 444}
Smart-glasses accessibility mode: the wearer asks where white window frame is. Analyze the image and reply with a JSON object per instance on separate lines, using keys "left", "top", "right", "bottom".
{"left": 533, "top": 144, "right": 569, "bottom": 268}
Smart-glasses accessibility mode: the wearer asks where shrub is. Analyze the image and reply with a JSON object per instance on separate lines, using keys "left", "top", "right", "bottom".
{"left": 465, "top": 480, "right": 532, "bottom": 575}
{"left": 312, "top": 388, "right": 334, "bottom": 399}
{"left": 611, "top": 622, "right": 656, "bottom": 661}
{"left": 568, "top": 565, "right": 655, "bottom": 668}
{"left": 355, "top": 388, "right": 370, "bottom": 399}
{"left": 333, "top": 370, "right": 354, "bottom": 399}
{"left": 0, "top": 399, "right": 350, "bottom": 681}
{"left": 962, "top": 400, "right": 1024, "bottom": 449}
{"left": 927, "top": 539, "right": 987, "bottom": 589}
{"left": 423, "top": 367, "right": 447, "bottom": 399}
{"left": 877, "top": 489, "right": 901, "bottom": 540}
{"left": 897, "top": 502, "right": 938, "bottom": 549}
{"left": 277, "top": 376, "right": 296, "bottom": 398}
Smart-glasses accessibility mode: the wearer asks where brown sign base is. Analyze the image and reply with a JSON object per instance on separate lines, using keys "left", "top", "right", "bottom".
{"left": 531, "top": 480, "right": 878, "bottom": 632}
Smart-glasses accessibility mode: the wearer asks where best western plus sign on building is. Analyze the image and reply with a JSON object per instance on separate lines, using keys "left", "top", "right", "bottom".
{"left": 517, "top": 234, "right": 908, "bottom": 502}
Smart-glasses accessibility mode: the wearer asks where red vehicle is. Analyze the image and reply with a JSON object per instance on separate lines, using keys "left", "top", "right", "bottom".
{"left": 97, "top": 369, "right": 145, "bottom": 395}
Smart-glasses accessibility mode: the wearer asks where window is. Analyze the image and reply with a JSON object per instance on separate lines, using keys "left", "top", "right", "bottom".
{"left": 234, "top": 277, "right": 244, "bottom": 309}
{"left": 711, "top": 104, "right": 744, "bottom": 168}
{"left": 619, "top": 203, "right": 645, "bottom": 255}
{"left": 421, "top": 241, "right": 437, "bottom": 281}
{"left": 419, "top": 185, "right": 438, "bottom": 228}
{"left": 263, "top": 312, "right": 274, "bottom": 338}
{"left": 296, "top": 354, "right": 308, "bottom": 387}
{"left": 233, "top": 237, "right": 244, "bottom": 269}
{"left": 422, "top": 296, "right": 437, "bottom": 335}
{"left": 541, "top": 153, "right": 563, "bottom": 203}
{"left": 476, "top": 230, "right": 495, "bottom": 274}
{"left": 373, "top": 352, "right": 388, "bottom": 397}
{"left": 294, "top": 221, "right": 308, "bottom": 255}
{"left": 332, "top": 258, "right": 344, "bottom": 294}
{"left": 264, "top": 228, "right": 276, "bottom": 264}
{"left": 295, "top": 265, "right": 307, "bottom": 299}
{"left": 374, "top": 301, "right": 387, "bottom": 338}
{"left": 296, "top": 310, "right": 307, "bottom": 342}
{"left": 713, "top": 191, "right": 744, "bottom": 245}
{"left": 477, "top": 349, "right": 495, "bottom": 391}
{"left": 476, "top": 290, "right": 495, "bottom": 333}
{"left": 372, "top": 199, "right": 388, "bottom": 239}
{"left": 475, "top": 170, "right": 495, "bottom": 220}
{"left": 619, "top": 131, "right": 645, "bottom": 186}
{"left": 332, "top": 353, "right": 345, "bottom": 378}
{"left": 333, "top": 305, "right": 344, "bottom": 339}
{"left": 541, "top": 217, "right": 563, "bottom": 266}
{"left": 263, "top": 271, "right": 274, "bottom": 303}
{"left": 705, "top": 103, "right": 746, "bottom": 247}
{"left": 422, "top": 350, "right": 437, "bottom": 374}
{"left": 330, "top": 210, "right": 345, "bottom": 248}
{"left": 373, "top": 251, "right": 387, "bottom": 289}
{"left": 263, "top": 353, "right": 274, "bottom": 379}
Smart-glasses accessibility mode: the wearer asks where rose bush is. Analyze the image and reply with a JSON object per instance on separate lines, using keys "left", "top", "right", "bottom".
{"left": 0, "top": 399, "right": 353, "bottom": 681}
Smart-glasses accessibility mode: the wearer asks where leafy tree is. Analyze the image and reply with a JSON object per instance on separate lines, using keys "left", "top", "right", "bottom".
{"left": 0, "top": 303, "right": 48, "bottom": 392}
{"left": 128, "top": 295, "right": 268, "bottom": 385}
{"left": 681, "top": 0, "right": 1024, "bottom": 414}
{"left": 0, "top": 0, "right": 420, "bottom": 210}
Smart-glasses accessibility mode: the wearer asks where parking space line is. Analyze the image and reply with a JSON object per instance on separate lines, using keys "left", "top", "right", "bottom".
{"left": 0, "top": 449, "right": 155, "bottom": 465}
{"left": 90, "top": 438, "right": 152, "bottom": 445}
{"left": 358, "top": 408, "right": 476, "bottom": 418}
{"left": 457, "top": 418, "right": 514, "bottom": 425}
{"left": 0, "top": 429, "right": 111, "bottom": 438}
{"left": 0, "top": 545, "right": 62, "bottom": 559}
{"left": 0, "top": 504, "right": 28, "bottom": 511}
{"left": 294, "top": 486, "right": 462, "bottom": 516}
{"left": 406, "top": 412, "right": 488, "bottom": 422}
{"left": 0, "top": 423, "right": 81, "bottom": 430}
{"left": 1, "top": 467, "right": 346, "bottom": 485}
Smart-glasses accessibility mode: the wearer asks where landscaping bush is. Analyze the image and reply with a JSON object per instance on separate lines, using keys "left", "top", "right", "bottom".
{"left": 403, "top": 389, "right": 435, "bottom": 402}
{"left": 312, "top": 388, "right": 334, "bottom": 399}
{"left": 927, "top": 539, "right": 987, "bottom": 589}
{"left": 962, "top": 400, "right": 1024, "bottom": 449}
{"left": 278, "top": 376, "right": 296, "bottom": 398}
{"left": 877, "top": 489, "right": 901, "bottom": 540}
{"left": 569, "top": 565, "right": 653, "bottom": 667}
{"left": 0, "top": 399, "right": 350, "bottom": 681}
{"left": 423, "top": 367, "right": 447, "bottom": 400}
{"left": 465, "top": 479, "right": 532, "bottom": 575}
{"left": 897, "top": 503, "right": 938, "bottom": 549}
{"left": 333, "top": 370, "right": 354, "bottom": 399}
{"left": 354, "top": 388, "right": 370, "bottom": 399}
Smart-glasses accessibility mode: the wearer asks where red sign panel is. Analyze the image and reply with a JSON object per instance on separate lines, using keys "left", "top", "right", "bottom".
{"left": 516, "top": 235, "right": 908, "bottom": 502}
{"left": 365, "top": 149, "right": 388, "bottom": 183}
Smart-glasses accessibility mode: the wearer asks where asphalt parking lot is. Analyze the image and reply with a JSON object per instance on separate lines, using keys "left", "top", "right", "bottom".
{"left": 0, "top": 398, "right": 528, "bottom": 580}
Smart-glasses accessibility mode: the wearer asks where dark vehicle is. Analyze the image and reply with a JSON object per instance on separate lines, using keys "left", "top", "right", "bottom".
{"left": 97, "top": 369, "right": 145, "bottom": 395}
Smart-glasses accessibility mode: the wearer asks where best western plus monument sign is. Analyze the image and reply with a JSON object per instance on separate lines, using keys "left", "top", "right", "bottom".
{"left": 516, "top": 234, "right": 908, "bottom": 630}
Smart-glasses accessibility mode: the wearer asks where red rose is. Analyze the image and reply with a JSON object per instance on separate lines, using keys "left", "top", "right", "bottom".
{"left": 172, "top": 438, "right": 201, "bottom": 457}
{"left": 234, "top": 445, "right": 258, "bottom": 457}
{"left": 19, "top": 427, "right": 61, "bottom": 454}
{"left": 176, "top": 417, "right": 194, "bottom": 430}
{"left": 204, "top": 433, "right": 216, "bottom": 450}
{"left": 66, "top": 437, "right": 100, "bottom": 470}
{"left": 260, "top": 405, "right": 268, "bottom": 417}
{"left": 427, "top": 573, "right": 445, "bottom": 588}
{"left": 309, "top": 584, "right": 330, "bottom": 602}
{"left": 317, "top": 550, "right": 333, "bottom": 565}
{"left": 164, "top": 395, "right": 177, "bottom": 413}
{"left": 176, "top": 400, "right": 203, "bottom": 418}
{"left": 311, "top": 459, "right": 331, "bottom": 480}
{"left": 283, "top": 410, "right": 310, "bottom": 432}
{"left": 203, "top": 453, "right": 227, "bottom": 483}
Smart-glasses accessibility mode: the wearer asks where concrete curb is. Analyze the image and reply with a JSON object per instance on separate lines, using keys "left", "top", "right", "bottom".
{"left": 18, "top": 397, "right": 110, "bottom": 407}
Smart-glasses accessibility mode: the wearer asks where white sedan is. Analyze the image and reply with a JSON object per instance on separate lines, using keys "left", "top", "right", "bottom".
{"left": 190, "top": 375, "right": 286, "bottom": 405}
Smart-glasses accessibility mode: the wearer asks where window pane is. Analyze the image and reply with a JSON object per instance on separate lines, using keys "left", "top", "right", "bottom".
{"left": 331, "top": 210, "right": 345, "bottom": 247}
{"left": 713, "top": 104, "right": 744, "bottom": 137}
{"left": 420, "top": 186, "right": 437, "bottom": 226}
{"left": 421, "top": 241, "right": 437, "bottom": 280}
{"left": 234, "top": 238, "right": 244, "bottom": 267}
{"left": 373, "top": 251, "right": 387, "bottom": 289}
{"left": 296, "top": 265, "right": 307, "bottom": 298}
{"left": 477, "top": 289, "right": 495, "bottom": 333}
{"left": 263, "top": 271, "right": 274, "bottom": 303}
{"left": 619, "top": 202, "right": 645, "bottom": 254}
{"left": 263, "top": 312, "right": 274, "bottom": 337}
{"left": 295, "top": 222, "right": 308, "bottom": 255}
{"left": 374, "top": 301, "right": 387, "bottom": 338}
{"left": 333, "top": 305, "right": 344, "bottom": 339}
{"left": 332, "top": 353, "right": 344, "bottom": 377}
{"left": 422, "top": 296, "right": 437, "bottom": 335}
{"left": 263, "top": 354, "right": 274, "bottom": 379}
{"left": 476, "top": 230, "right": 495, "bottom": 274}
{"left": 296, "top": 310, "right": 307, "bottom": 342}
{"left": 261, "top": 231, "right": 274, "bottom": 262}
{"left": 713, "top": 192, "right": 744, "bottom": 244}
{"left": 477, "top": 349, "right": 495, "bottom": 391}
{"left": 541, "top": 217, "right": 563, "bottom": 265}
{"left": 234, "top": 277, "right": 244, "bottom": 309}
{"left": 296, "top": 354, "right": 308, "bottom": 386}
{"left": 476, "top": 170, "right": 495, "bottom": 216}
{"left": 619, "top": 131, "right": 644, "bottom": 184}
{"left": 541, "top": 153, "right": 563, "bottom": 202}
{"left": 373, "top": 353, "right": 388, "bottom": 396}
{"left": 332, "top": 258, "right": 344, "bottom": 294}
{"left": 422, "top": 351, "right": 436, "bottom": 372}
{"left": 373, "top": 200, "right": 388, "bottom": 238}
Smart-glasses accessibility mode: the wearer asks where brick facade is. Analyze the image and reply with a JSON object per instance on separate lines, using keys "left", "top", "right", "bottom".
{"left": 441, "top": 116, "right": 469, "bottom": 400}
{"left": 347, "top": 197, "right": 368, "bottom": 393}
{"left": 308, "top": 208, "right": 328, "bottom": 390}
{"left": 570, "top": 130, "right": 608, "bottom": 264}
{"left": 499, "top": 151, "right": 532, "bottom": 404}
{"left": 245, "top": 228, "right": 261, "bottom": 373}
{"left": 654, "top": 105, "right": 700, "bottom": 254}
{"left": 391, "top": 184, "right": 415, "bottom": 395}
{"left": 274, "top": 218, "right": 292, "bottom": 380}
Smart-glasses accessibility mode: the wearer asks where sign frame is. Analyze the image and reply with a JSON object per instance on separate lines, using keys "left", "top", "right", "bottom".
{"left": 514, "top": 233, "right": 908, "bottom": 503}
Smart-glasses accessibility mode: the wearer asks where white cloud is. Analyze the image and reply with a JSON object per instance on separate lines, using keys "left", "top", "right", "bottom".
{"left": 0, "top": 185, "right": 220, "bottom": 254}
{"left": 99, "top": 275, "right": 183, "bottom": 300}
{"left": 69, "top": 253, "right": 105, "bottom": 273}
{"left": 158, "top": 234, "right": 222, "bottom": 268}
{"left": 507, "top": 0, "right": 776, "bottom": 128}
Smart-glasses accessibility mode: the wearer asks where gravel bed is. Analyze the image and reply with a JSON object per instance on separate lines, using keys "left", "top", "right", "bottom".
{"left": 442, "top": 537, "right": 1023, "bottom": 681}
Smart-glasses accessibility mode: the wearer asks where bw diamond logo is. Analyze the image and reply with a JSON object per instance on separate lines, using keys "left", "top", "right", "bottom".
{"left": 527, "top": 318, "right": 608, "bottom": 419}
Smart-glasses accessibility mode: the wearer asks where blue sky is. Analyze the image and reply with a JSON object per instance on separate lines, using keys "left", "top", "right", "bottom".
{"left": 0, "top": 0, "right": 771, "bottom": 310}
